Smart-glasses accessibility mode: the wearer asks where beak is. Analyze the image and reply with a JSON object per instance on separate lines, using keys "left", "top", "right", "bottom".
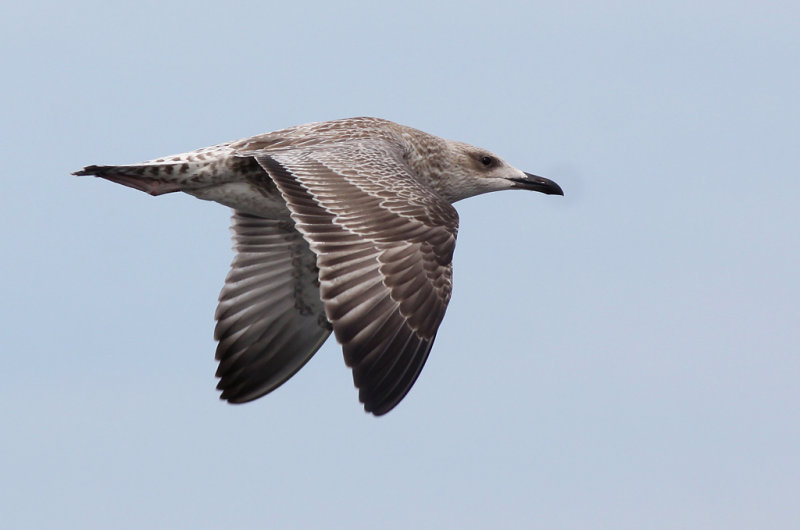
{"left": 509, "top": 172, "right": 564, "bottom": 196}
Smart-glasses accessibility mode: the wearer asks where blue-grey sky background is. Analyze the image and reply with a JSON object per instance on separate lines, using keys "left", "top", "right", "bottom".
{"left": 2, "top": 1, "right": 798, "bottom": 528}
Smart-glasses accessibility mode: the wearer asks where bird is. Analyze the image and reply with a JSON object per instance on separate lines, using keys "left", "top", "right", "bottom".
{"left": 74, "top": 117, "right": 563, "bottom": 415}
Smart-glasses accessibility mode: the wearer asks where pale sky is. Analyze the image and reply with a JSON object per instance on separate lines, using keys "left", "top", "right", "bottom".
{"left": 2, "top": 1, "right": 799, "bottom": 529}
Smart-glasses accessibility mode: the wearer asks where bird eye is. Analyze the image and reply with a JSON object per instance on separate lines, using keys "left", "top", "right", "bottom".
{"left": 480, "top": 155, "right": 495, "bottom": 167}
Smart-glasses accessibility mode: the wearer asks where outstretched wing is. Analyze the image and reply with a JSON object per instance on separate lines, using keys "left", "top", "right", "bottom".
{"left": 251, "top": 143, "right": 459, "bottom": 415}
{"left": 214, "top": 211, "right": 332, "bottom": 403}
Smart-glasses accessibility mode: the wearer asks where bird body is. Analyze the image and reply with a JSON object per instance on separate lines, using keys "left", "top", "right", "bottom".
{"left": 75, "top": 117, "right": 562, "bottom": 415}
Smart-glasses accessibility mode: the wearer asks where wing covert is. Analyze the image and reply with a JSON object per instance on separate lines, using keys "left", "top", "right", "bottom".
{"left": 252, "top": 144, "right": 458, "bottom": 414}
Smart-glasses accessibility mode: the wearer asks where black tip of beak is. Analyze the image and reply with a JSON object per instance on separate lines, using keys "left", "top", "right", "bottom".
{"left": 511, "top": 172, "right": 564, "bottom": 196}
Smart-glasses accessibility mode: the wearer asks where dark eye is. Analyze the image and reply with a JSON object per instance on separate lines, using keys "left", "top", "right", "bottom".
{"left": 480, "top": 155, "right": 495, "bottom": 167}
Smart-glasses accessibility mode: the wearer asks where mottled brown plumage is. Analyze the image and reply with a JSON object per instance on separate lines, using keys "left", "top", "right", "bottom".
{"left": 74, "top": 117, "right": 563, "bottom": 415}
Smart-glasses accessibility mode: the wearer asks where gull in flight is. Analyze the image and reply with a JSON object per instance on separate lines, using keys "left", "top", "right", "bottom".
{"left": 75, "top": 117, "right": 563, "bottom": 415}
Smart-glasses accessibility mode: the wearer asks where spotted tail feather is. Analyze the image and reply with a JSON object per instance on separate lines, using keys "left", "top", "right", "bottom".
{"left": 72, "top": 164, "right": 186, "bottom": 196}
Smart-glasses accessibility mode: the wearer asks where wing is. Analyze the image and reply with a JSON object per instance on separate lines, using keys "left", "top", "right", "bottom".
{"left": 214, "top": 211, "right": 332, "bottom": 403}
{"left": 252, "top": 143, "right": 458, "bottom": 415}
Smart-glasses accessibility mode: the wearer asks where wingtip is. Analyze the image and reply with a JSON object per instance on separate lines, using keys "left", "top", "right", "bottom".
{"left": 364, "top": 404, "right": 393, "bottom": 417}
{"left": 360, "top": 389, "right": 408, "bottom": 416}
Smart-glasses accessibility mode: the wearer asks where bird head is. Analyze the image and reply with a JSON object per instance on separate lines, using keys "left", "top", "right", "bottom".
{"left": 436, "top": 141, "right": 564, "bottom": 202}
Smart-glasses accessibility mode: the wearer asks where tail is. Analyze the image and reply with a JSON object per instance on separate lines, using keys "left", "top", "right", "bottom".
{"left": 72, "top": 164, "right": 115, "bottom": 177}
{"left": 72, "top": 164, "right": 185, "bottom": 196}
